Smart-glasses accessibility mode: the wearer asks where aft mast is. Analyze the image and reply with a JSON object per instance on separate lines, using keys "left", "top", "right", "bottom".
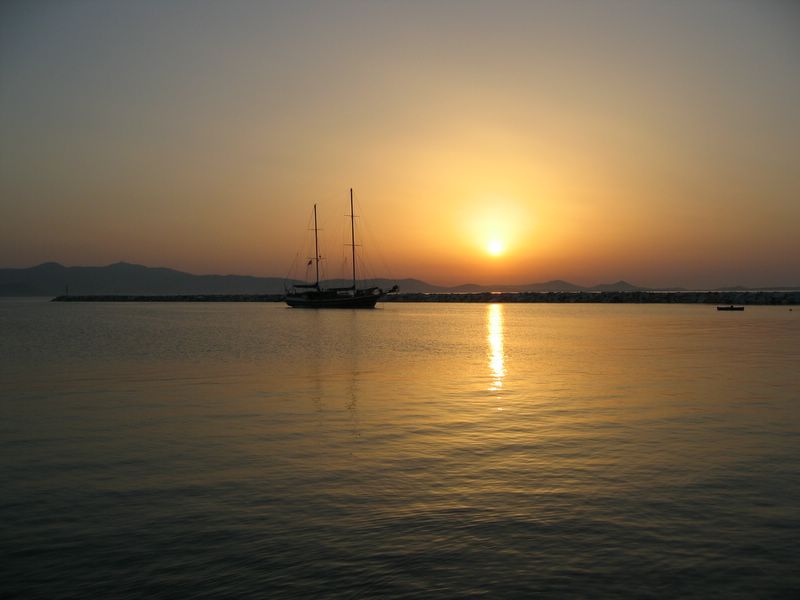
{"left": 349, "top": 188, "right": 356, "bottom": 290}
{"left": 313, "top": 203, "right": 320, "bottom": 288}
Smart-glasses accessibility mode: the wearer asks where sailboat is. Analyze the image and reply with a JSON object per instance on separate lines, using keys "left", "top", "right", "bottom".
{"left": 284, "top": 189, "right": 397, "bottom": 308}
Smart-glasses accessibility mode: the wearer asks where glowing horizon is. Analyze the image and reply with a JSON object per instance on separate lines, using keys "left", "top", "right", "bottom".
{"left": 1, "top": 1, "right": 798, "bottom": 289}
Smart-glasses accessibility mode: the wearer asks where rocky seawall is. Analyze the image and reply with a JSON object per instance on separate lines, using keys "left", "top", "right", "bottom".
{"left": 50, "top": 291, "right": 800, "bottom": 304}
{"left": 384, "top": 291, "right": 800, "bottom": 304}
{"left": 52, "top": 294, "right": 285, "bottom": 302}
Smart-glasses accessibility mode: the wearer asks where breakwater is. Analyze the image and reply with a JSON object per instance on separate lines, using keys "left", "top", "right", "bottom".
{"left": 51, "top": 291, "right": 799, "bottom": 304}
{"left": 52, "top": 294, "right": 285, "bottom": 302}
{"left": 385, "top": 291, "right": 800, "bottom": 304}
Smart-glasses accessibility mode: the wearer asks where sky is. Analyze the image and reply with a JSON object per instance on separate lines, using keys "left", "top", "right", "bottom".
{"left": 1, "top": 0, "right": 799, "bottom": 288}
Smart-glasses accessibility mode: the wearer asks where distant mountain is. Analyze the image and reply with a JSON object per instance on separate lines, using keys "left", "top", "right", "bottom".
{"left": 0, "top": 263, "right": 459, "bottom": 296}
{"left": 294, "top": 278, "right": 598, "bottom": 293}
{"left": 6, "top": 262, "right": 789, "bottom": 297}
{"left": 0, "top": 263, "right": 600, "bottom": 296}
{"left": 437, "top": 280, "right": 587, "bottom": 293}
{"left": 448, "top": 283, "right": 485, "bottom": 293}
{"left": 522, "top": 279, "right": 587, "bottom": 292}
{"left": 588, "top": 280, "right": 645, "bottom": 292}
{"left": 0, "top": 262, "right": 294, "bottom": 296}
{"left": 308, "top": 278, "right": 579, "bottom": 294}
{"left": 324, "top": 278, "right": 445, "bottom": 294}
{"left": 456, "top": 280, "right": 586, "bottom": 293}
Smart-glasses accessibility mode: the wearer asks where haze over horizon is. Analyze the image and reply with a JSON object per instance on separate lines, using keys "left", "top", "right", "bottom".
{"left": 2, "top": 1, "right": 799, "bottom": 289}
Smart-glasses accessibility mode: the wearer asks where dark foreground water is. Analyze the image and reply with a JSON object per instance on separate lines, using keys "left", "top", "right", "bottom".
{"left": 1, "top": 300, "right": 798, "bottom": 598}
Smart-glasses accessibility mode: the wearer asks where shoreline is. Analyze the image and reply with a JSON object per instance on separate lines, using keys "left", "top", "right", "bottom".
{"left": 50, "top": 291, "right": 800, "bottom": 305}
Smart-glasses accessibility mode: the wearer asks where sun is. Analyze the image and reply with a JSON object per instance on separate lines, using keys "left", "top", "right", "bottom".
{"left": 486, "top": 239, "right": 505, "bottom": 256}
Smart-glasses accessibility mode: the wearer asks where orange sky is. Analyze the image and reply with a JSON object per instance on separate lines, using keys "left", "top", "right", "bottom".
{"left": 1, "top": 1, "right": 798, "bottom": 287}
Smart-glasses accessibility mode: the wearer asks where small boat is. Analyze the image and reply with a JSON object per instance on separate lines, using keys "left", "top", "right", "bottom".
{"left": 285, "top": 189, "right": 397, "bottom": 309}
{"left": 717, "top": 305, "right": 745, "bottom": 311}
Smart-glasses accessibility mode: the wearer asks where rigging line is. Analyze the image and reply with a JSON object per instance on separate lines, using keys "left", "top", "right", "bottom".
{"left": 357, "top": 200, "right": 384, "bottom": 285}
{"left": 285, "top": 251, "right": 300, "bottom": 282}
{"left": 315, "top": 206, "right": 335, "bottom": 284}
{"left": 338, "top": 205, "right": 349, "bottom": 281}
{"left": 356, "top": 196, "right": 395, "bottom": 282}
{"left": 357, "top": 204, "right": 374, "bottom": 283}
{"left": 289, "top": 205, "right": 321, "bottom": 283}
{"left": 351, "top": 195, "right": 375, "bottom": 283}
{"left": 284, "top": 208, "right": 314, "bottom": 282}
{"left": 284, "top": 206, "right": 314, "bottom": 281}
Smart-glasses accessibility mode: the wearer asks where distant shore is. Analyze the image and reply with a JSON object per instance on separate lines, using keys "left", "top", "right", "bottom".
{"left": 51, "top": 291, "right": 799, "bottom": 305}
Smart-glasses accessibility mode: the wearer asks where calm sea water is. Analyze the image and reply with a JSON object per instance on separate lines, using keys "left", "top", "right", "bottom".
{"left": 1, "top": 300, "right": 798, "bottom": 598}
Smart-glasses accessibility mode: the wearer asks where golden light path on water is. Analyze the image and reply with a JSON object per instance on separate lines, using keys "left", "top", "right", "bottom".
{"left": 487, "top": 303, "right": 505, "bottom": 394}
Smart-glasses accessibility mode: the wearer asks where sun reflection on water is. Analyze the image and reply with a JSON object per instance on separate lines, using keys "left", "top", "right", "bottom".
{"left": 487, "top": 303, "right": 505, "bottom": 393}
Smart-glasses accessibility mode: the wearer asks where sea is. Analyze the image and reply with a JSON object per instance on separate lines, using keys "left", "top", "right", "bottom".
{"left": 1, "top": 299, "right": 798, "bottom": 598}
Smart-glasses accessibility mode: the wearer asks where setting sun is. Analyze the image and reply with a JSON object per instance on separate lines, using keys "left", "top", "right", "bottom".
{"left": 487, "top": 240, "right": 505, "bottom": 256}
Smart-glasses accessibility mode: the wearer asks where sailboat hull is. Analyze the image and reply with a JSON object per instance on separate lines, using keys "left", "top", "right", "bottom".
{"left": 285, "top": 290, "right": 382, "bottom": 308}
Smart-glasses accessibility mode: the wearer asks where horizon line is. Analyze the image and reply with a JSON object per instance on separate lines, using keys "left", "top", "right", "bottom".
{"left": 3, "top": 260, "right": 799, "bottom": 291}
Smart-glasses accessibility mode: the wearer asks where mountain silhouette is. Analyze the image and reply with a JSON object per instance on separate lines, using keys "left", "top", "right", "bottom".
{"left": 0, "top": 262, "right": 291, "bottom": 296}
{"left": 6, "top": 262, "right": 788, "bottom": 297}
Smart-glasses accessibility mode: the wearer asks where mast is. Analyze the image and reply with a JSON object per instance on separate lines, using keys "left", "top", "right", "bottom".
{"left": 313, "top": 203, "right": 320, "bottom": 288}
{"left": 350, "top": 188, "right": 356, "bottom": 290}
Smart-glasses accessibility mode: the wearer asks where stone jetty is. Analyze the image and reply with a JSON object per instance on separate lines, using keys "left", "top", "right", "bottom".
{"left": 52, "top": 294, "right": 285, "bottom": 302}
{"left": 384, "top": 291, "right": 800, "bottom": 304}
{"left": 51, "top": 291, "right": 799, "bottom": 304}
